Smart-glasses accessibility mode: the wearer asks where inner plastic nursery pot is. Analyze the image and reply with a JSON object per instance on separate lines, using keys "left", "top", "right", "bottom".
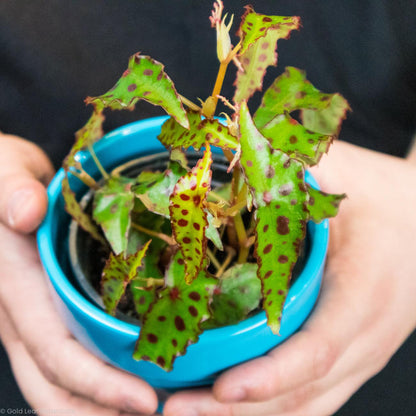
{"left": 37, "top": 116, "right": 329, "bottom": 390}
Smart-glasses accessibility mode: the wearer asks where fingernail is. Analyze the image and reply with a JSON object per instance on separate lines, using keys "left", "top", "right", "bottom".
{"left": 8, "top": 190, "right": 37, "bottom": 227}
{"left": 221, "top": 387, "right": 246, "bottom": 402}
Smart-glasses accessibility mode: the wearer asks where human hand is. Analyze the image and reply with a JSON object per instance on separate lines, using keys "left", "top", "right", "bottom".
{"left": 164, "top": 141, "right": 416, "bottom": 416}
{"left": 0, "top": 133, "right": 158, "bottom": 415}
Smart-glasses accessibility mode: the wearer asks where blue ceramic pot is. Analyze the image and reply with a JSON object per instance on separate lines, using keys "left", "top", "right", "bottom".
{"left": 37, "top": 116, "right": 329, "bottom": 390}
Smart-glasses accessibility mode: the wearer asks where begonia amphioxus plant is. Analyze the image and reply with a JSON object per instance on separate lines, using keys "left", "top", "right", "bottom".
{"left": 62, "top": 1, "right": 348, "bottom": 371}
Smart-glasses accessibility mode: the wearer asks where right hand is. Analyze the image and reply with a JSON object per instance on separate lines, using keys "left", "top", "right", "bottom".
{"left": 0, "top": 133, "right": 158, "bottom": 415}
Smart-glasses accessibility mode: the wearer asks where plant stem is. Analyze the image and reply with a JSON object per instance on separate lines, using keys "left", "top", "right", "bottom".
{"left": 216, "top": 247, "right": 236, "bottom": 278}
{"left": 207, "top": 248, "right": 222, "bottom": 271}
{"left": 179, "top": 94, "right": 202, "bottom": 112}
{"left": 131, "top": 223, "right": 176, "bottom": 246}
{"left": 70, "top": 169, "right": 98, "bottom": 189}
{"left": 88, "top": 144, "right": 109, "bottom": 180}
{"left": 234, "top": 212, "right": 249, "bottom": 264}
{"left": 210, "top": 61, "right": 228, "bottom": 115}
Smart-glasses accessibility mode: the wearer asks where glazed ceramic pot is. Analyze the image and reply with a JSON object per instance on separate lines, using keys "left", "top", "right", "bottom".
{"left": 37, "top": 116, "right": 329, "bottom": 390}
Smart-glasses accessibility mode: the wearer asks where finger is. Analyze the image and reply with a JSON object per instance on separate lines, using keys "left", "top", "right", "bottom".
{"left": 0, "top": 133, "right": 54, "bottom": 232}
{"left": 0, "top": 306, "right": 151, "bottom": 416}
{"left": 211, "top": 267, "right": 366, "bottom": 404}
{"left": 0, "top": 225, "right": 158, "bottom": 414}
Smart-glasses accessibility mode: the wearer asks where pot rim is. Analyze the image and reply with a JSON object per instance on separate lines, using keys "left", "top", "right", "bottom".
{"left": 37, "top": 116, "right": 329, "bottom": 341}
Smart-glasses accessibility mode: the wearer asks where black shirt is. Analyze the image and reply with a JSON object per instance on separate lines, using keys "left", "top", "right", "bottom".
{"left": 1, "top": 0, "right": 416, "bottom": 168}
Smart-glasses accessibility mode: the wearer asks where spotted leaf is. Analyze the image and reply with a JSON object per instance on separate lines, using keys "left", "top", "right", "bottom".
{"left": 254, "top": 67, "right": 341, "bottom": 130}
{"left": 203, "top": 263, "right": 261, "bottom": 328}
{"left": 63, "top": 108, "right": 104, "bottom": 171}
{"left": 239, "top": 102, "right": 308, "bottom": 334}
{"left": 61, "top": 175, "right": 104, "bottom": 244}
{"left": 133, "top": 161, "right": 187, "bottom": 218}
{"left": 101, "top": 240, "right": 151, "bottom": 316}
{"left": 158, "top": 112, "right": 238, "bottom": 151}
{"left": 302, "top": 93, "right": 350, "bottom": 136}
{"left": 86, "top": 54, "right": 189, "bottom": 129}
{"left": 169, "top": 146, "right": 213, "bottom": 283}
{"left": 307, "top": 186, "right": 346, "bottom": 223}
{"left": 134, "top": 252, "right": 217, "bottom": 370}
{"left": 259, "top": 113, "right": 333, "bottom": 166}
{"left": 234, "top": 8, "right": 300, "bottom": 103}
{"left": 93, "top": 176, "right": 136, "bottom": 255}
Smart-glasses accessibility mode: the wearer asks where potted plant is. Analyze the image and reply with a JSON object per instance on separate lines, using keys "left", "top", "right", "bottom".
{"left": 37, "top": 0, "right": 348, "bottom": 390}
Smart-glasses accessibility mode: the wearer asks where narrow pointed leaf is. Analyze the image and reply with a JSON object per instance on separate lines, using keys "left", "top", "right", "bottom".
{"left": 169, "top": 146, "right": 213, "bottom": 283}
{"left": 239, "top": 103, "right": 308, "bottom": 334}
{"left": 93, "top": 176, "right": 136, "bottom": 255}
{"left": 203, "top": 263, "right": 261, "bottom": 328}
{"left": 302, "top": 93, "right": 350, "bottom": 135}
{"left": 134, "top": 252, "right": 217, "bottom": 370}
{"left": 133, "top": 161, "right": 187, "bottom": 218}
{"left": 234, "top": 8, "right": 300, "bottom": 103}
{"left": 159, "top": 112, "right": 238, "bottom": 151}
{"left": 259, "top": 114, "right": 333, "bottom": 166}
{"left": 61, "top": 175, "right": 104, "bottom": 244}
{"left": 64, "top": 108, "right": 105, "bottom": 170}
{"left": 86, "top": 54, "right": 189, "bottom": 128}
{"left": 307, "top": 186, "right": 346, "bottom": 223}
{"left": 254, "top": 67, "right": 338, "bottom": 130}
{"left": 101, "top": 240, "right": 151, "bottom": 316}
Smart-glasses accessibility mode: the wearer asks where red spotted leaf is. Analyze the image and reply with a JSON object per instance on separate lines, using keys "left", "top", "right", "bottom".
{"left": 259, "top": 113, "right": 333, "bottom": 166}
{"left": 101, "top": 240, "right": 151, "bottom": 316}
{"left": 61, "top": 175, "right": 104, "bottom": 244}
{"left": 302, "top": 93, "right": 350, "bottom": 136}
{"left": 239, "top": 102, "right": 309, "bottom": 334}
{"left": 254, "top": 67, "right": 344, "bottom": 130}
{"left": 133, "top": 161, "right": 187, "bottom": 218}
{"left": 203, "top": 263, "right": 261, "bottom": 328}
{"left": 133, "top": 252, "right": 217, "bottom": 370}
{"left": 307, "top": 186, "right": 346, "bottom": 223}
{"left": 86, "top": 54, "right": 189, "bottom": 129}
{"left": 234, "top": 8, "right": 300, "bottom": 104}
{"left": 63, "top": 108, "right": 105, "bottom": 171}
{"left": 169, "top": 146, "right": 213, "bottom": 283}
{"left": 93, "top": 176, "right": 136, "bottom": 255}
{"left": 158, "top": 112, "right": 238, "bottom": 151}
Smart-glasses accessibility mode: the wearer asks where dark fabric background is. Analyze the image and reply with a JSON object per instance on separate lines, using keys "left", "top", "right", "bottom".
{"left": 1, "top": 0, "right": 415, "bottom": 414}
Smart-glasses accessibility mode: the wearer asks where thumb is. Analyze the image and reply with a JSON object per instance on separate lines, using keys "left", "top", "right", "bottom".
{"left": 0, "top": 133, "right": 55, "bottom": 233}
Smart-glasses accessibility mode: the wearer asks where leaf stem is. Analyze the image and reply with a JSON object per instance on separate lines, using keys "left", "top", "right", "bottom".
{"left": 131, "top": 223, "right": 176, "bottom": 246}
{"left": 215, "top": 246, "right": 236, "bottom": 278}
{"left": 179, "top": 94, "right": 202, "bottom": 112}
{"left": 234, "top": 212, "right": 249, "bottom": 264}
{"left": 88, "top": 144, "right": 109, "bottom": 180}
{"left": 69, "top": 169, "right": 98, "bottom": 190}
{"left": 207, "top": 248, "right": 222, "bottom": 271}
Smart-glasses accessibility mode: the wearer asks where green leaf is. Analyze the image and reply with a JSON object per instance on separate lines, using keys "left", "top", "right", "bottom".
{"left": 93, "top": 176, "right": 136, "bottom": 255}
{"left": 203, "top": 263, "right": 261, "bottom": 328}
{"left": 302, "top": 93, "right": 350, "bottom": 135}
{"left": 63, "top": 108, "right": 105, "bottom": 171}
{"left": 134, "top": 252, "right": 217, "bottom": 371}
{"left": 239, "top": 102, "right": 308, "bottom": 334}
{"left": 101, "top": 240, "right": 151, "bottom": 316}
{"left": 169, "top": 146, "right": 213, "bottom": 283}
{"left": 86, "top": 54, "right": 189, "bottom": 129}
{"left": 234, "top": 8, "right": 300, "bottom": 103}
{"left": 254, "top": 67, "right": 337, "bottom": 130}
{"left": 130, "top": 286, "right": 156, "bottom": 319}
{"left": 238, "top": 7, "right": 301, "bottom": 55}
{"left": 259, "top": 113, "right": 333, "bottom": 166}
{"left": 206, "top": 211, "right": 223, "bottom": 251}
{"left": 133, "top": 161, "right": 187, "bottom": 218}
{"left": 158, "top": 112, "right": 238, "bottom": 151}
{"left": 307, "top": 186, "right": 346, "bottom": 223}
{"left": 61, "top": 175, "right": 105, "bottom": 244}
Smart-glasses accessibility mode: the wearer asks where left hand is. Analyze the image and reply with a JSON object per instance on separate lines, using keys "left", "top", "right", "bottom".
{"left": 163, "top": 141, "right": 416, "bottom": 416}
